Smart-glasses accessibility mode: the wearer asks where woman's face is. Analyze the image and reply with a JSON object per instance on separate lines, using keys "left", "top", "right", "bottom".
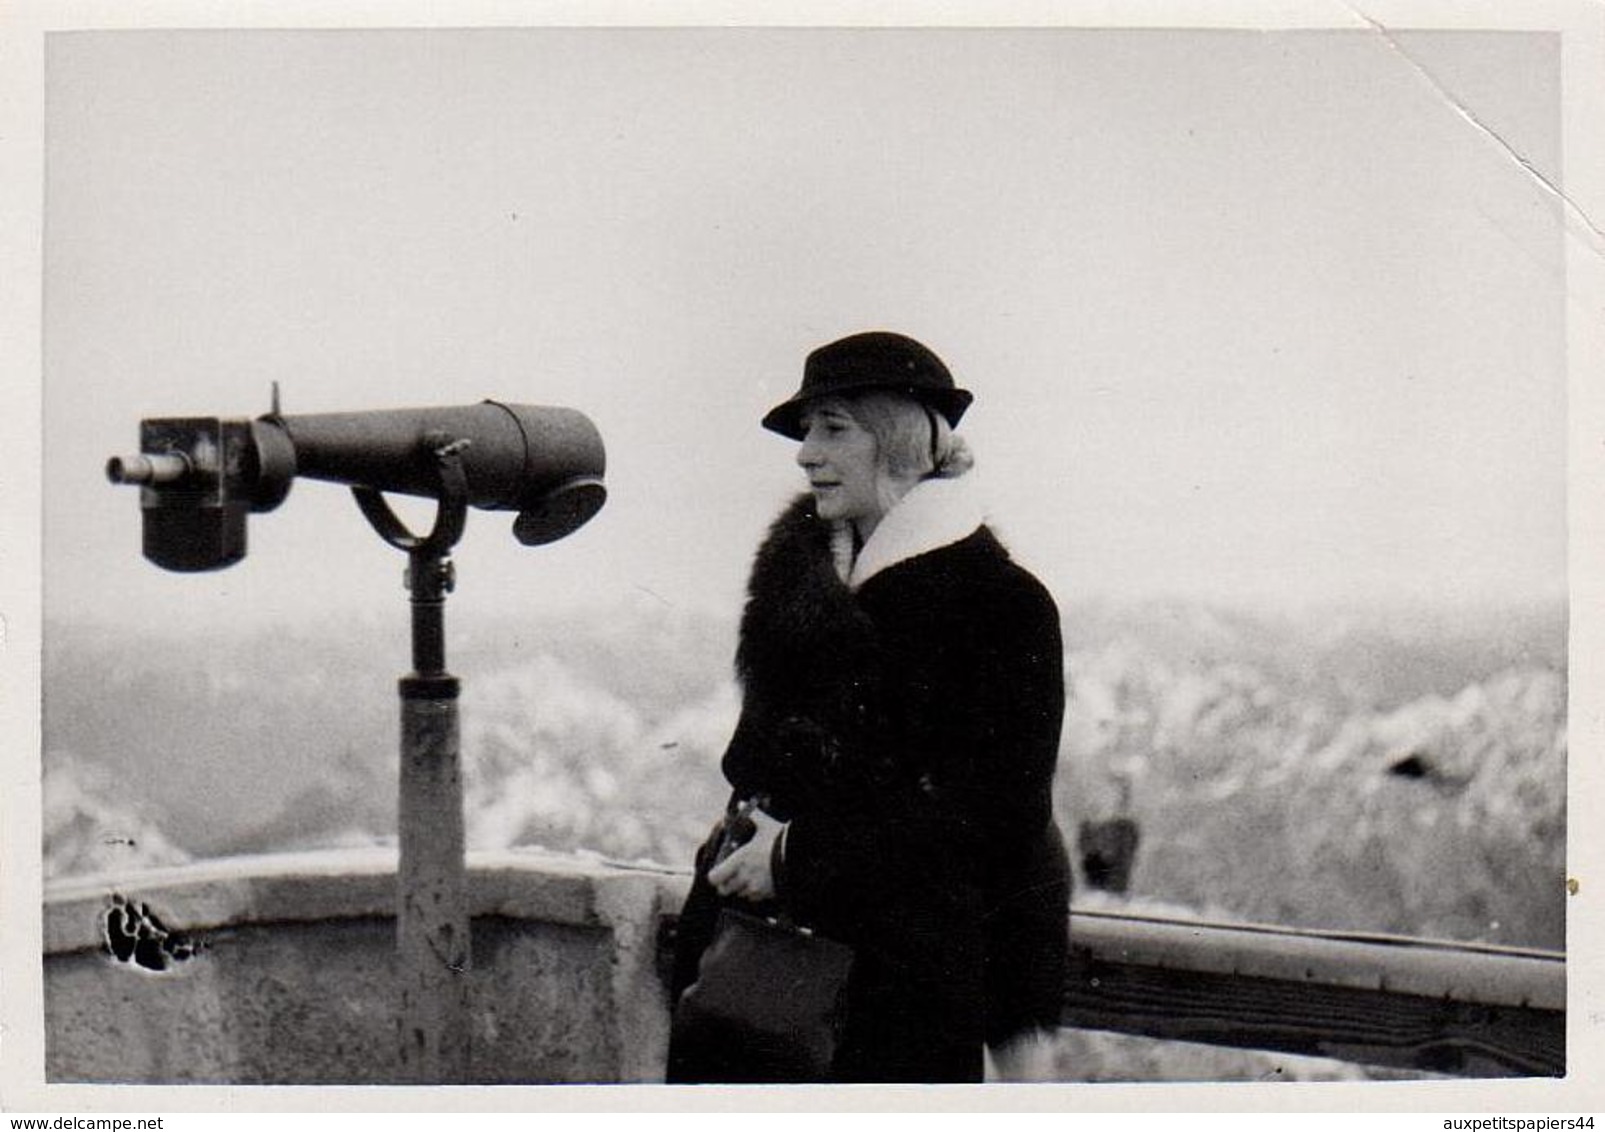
{"left": 795, "top": 400, "right": 885, "bottom": 531}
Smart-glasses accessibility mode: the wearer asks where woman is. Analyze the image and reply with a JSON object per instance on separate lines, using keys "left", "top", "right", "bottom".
{"left": 668, "top": 331, "right": 1069, "bottom": 1083}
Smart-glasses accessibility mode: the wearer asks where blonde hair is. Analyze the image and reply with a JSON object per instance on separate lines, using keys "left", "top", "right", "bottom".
{"left": 811, "top": 391, "right": 974, "bottom": 516}
{"left": 847, "top": 391, "right": 974, "bottom": 474}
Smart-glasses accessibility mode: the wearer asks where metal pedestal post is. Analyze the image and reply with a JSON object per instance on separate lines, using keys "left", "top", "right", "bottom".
{"left": 355, "top": 435, "right": 472, "bottom": 1084}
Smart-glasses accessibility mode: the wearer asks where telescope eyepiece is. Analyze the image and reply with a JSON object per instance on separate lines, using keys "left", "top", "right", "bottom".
{"left": 514, "top": 475, "right": 607, "bottom": 546}
{"left": 106, "top": 452, "right": 190, "bottom": 486}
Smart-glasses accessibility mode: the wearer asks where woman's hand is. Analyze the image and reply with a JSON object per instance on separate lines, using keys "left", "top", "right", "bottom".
{"left": 708, "top": 809, "right": 785, "bottom": 902}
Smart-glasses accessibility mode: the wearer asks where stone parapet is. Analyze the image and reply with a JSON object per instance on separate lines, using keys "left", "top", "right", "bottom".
{"left": 44, "top": 848, "right": 691, "bottom": 1084}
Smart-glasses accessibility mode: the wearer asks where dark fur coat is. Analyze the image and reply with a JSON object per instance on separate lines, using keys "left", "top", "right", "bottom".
{"left": 669, "top": 492, "right": 1070, "bottom": 1084}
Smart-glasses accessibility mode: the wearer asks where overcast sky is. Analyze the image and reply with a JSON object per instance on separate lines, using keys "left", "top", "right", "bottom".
{"left": 43, "top": 25, "right": 1568, "bottom": 634}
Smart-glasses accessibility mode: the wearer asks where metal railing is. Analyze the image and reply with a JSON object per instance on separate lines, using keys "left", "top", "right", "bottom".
{"left": 1061, "top": 908, "right": 1564, "bottom": 1077}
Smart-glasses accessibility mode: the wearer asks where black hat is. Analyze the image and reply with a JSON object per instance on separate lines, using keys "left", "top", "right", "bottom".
{"left": 761, "top": 331, "right": 974, "bottom": 440}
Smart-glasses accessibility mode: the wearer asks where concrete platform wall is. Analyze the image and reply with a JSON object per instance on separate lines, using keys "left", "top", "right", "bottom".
{"left": 43, "top": 849, "right": 689, "bottom": 1084}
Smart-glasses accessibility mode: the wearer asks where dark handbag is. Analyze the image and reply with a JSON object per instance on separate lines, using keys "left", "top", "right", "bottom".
{"left": 667, "top": 800, "right": 856, "bottom": 1083}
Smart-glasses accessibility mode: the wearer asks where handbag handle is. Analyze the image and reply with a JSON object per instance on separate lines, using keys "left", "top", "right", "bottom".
{"left": 713, "top": 796, "right": 814, "bottom": 933}
{"left": 714, "top": 796, "right": 761, "bottom": 865}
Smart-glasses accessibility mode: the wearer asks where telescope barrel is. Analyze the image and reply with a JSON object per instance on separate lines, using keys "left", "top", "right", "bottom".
{"left": 267, "top": 400, "right": 605, "bottom": 546}
{"left": 270, "top": 401, "right": 601, "bottom": 512}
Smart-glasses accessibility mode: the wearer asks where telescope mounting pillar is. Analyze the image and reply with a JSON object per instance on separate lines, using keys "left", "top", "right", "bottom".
{"left": 354, "top": 434, "right": 472, "bottom": 1084}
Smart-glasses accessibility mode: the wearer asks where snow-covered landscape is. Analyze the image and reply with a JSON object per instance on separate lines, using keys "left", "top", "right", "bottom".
{"left": 44, "top": 594, "right": 1565, "bottom": 954}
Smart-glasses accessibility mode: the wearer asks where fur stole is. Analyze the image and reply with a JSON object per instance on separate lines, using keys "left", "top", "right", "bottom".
{"left": 735, "top": 474, "right": 986, "bottom": 687}
{"left": 723, "top": 496, "right": 887, "bottom": 811}
{"left": 723, "top": 484, "right": 990, "bottom": 811}
{"left": 736, "top": 495, "right": 873, "bottom": 697}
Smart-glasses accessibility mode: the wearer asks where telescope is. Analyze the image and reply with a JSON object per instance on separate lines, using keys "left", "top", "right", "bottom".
{"left": 107, "top": 393, "right": 606, "bottom": 1082}
{"left": 107, "top": 398, "right": 606, "bottom": 571}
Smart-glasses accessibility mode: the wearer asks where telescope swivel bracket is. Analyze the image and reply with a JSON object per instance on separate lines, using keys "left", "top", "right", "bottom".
{"left": 352, "top": 431, "right": 471, "bottom": 563}
{"left": 352, "top": 432, "right": 472, "bottom": 699}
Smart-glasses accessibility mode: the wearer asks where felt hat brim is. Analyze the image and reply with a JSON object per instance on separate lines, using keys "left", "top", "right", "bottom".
{"left": 761, "top": 331, "right": 974, "bottom": 440}
{"left": 761, "top": 383, "right": 973, "bottom": 440}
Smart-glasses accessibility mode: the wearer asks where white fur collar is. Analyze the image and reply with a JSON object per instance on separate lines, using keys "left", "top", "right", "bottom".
{"left": 846, "top": 475, "right": 987, "bottom": 590}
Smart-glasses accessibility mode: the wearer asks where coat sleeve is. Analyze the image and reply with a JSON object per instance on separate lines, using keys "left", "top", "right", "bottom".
{"left": 774, "top": 563, "right": 1066, "bottom": 947}
{"left": 964, "top": 571, "right": 1066, "bottom": 852}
